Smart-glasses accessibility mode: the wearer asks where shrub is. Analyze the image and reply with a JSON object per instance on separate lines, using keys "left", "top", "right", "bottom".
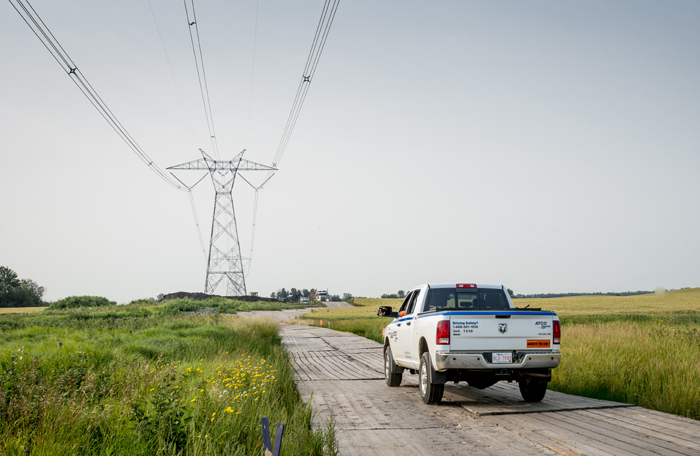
{"left": 48, "top": 296, "right": 116, "bottom": 310}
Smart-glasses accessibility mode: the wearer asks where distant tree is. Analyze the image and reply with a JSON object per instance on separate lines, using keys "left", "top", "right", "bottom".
{"left": 0, "top": 266, "right": 45, "bottom": 307}
{"left": 507, "top": 288, "right": 515, "bottom": 299}
{"left": 515, "top": 290, "right": 652, "bottom": 299}
{"left": 330, "top": 294, "right": 341, "bottom": 302}
{"left": 16, "top": 279, "right": 45, "bottom": 306}
{"left": 381, "top": 293, "right": 399, "bottom": 299}
{"left": 276, "top": 288, "right": 289, "bottom": 301}
{"left": 0, "top": 266, "right": 20, "bottom": 295}
{"left": 302, "top": 288, "right": 310, "bottom": 298}
{"left": 397, "top": 290, "right": 405, "bottom": 298}
{"left": 289, "top": 288, "right": 301, "bottom": 303}
{"left": 270, "top": 292, "right": 276, "bottom": 299}
{"left": 342, "top": 292, "right": 353, "bottom": 301}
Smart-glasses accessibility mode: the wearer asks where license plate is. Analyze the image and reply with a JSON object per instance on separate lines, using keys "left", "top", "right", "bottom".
{"left": 492, "top": 352, "right": 512, "bottom": 363}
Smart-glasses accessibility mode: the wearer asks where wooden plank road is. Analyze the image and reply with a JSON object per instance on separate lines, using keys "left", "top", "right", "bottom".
{"left": 281, "top": 324, "right": 700, "bottom": 456}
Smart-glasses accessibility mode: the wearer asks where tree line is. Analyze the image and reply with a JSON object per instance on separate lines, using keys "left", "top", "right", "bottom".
{"left": 515, "top": 291, "right": 652, "bottom": 299}
{"left": 381, "top": 290, "right": 405, "bottom": 299}
{"left": 270, "top": 288, "right": 353, "bottom": 303}
{"left": 381, "top": 289, "right": 517, "bottom": 299}
{"left": 0, "top": 266, "right": 45, "bottom": 307}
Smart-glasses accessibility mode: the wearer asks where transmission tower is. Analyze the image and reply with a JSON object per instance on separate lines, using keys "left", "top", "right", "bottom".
{"left": 168, "top": 149, "right": 276, "bottom": 296}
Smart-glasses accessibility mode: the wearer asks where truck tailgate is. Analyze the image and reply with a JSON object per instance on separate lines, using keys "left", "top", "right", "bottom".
{"left": 449, "top": 312, "right": 556, "bottom": 351}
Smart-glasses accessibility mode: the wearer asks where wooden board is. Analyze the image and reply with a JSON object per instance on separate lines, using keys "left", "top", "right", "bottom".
{"left": 281, "top": 323, "right": 700, "bottom": 456}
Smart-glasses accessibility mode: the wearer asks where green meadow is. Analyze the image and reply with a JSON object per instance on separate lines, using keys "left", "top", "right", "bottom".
{"left": 0, "top": 299, "right": 335, "bottom": 455}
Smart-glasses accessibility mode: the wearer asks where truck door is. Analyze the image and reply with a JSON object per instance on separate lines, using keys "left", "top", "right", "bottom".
{"left": 394, "top": 289, "right": 420, "bottom": 367}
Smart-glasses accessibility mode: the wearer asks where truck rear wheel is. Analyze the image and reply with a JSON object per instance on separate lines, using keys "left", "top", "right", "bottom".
{"left": 519, "top": 377, "right": 548, "bottom": 402}
{"left": 384, "top": 346, "right": 402, "bottom": 387}
{"left": 419, "top": 352, "right": 444, "bottom": 404}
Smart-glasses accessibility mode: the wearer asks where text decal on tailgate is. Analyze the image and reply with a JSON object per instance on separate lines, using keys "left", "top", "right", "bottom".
{"left": 527, "top": 339, "right": 551, "bottom": 348}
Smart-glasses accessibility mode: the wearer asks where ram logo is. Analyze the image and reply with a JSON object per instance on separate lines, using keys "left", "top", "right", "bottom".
{"left": 498, "top": 323, "right": 508, "bottom": 334}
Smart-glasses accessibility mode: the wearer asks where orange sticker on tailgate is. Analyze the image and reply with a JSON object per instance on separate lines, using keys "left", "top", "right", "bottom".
{"left": 527, "top": 339, "right": 551, "bottom": 348}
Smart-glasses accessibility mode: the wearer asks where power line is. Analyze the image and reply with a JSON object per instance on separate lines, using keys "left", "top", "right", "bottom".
{"left": 147, "top": 0, "right": 198, "bottom": 148}
{"left": 272, "top": 0, "right": 340, "bottom": 168}
{"left": 171, "top": 172, "right": 209, "bottom": 260}
{"left": 183, "top": 0, "right": 220, "bottom": 159}
{"left": 9, "top": 0, "right": 185, "bottom": 191}
{"left": 237, "top": 172, "right": 274, "bottom": 277}
{"left": 148, "top": 0, "right": 212, "bottom": 255}
{"left": 244, "top": 0, "right": 340, "bottom": 276}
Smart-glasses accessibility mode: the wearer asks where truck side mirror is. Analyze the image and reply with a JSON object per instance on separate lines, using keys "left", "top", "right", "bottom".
{"left": 377, "top": 306, "right": 394, "bottom": 317}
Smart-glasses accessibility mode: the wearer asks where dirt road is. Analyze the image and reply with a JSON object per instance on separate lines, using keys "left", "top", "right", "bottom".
{"left": 281, "top": 322, "right": 700, "bottom": 456}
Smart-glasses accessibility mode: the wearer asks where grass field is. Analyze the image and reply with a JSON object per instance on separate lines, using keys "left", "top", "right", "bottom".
{"left": 298, "top": 289, "right": 700, "bottom": 420}
{"left": 0, "top": 300, "right": 335, "bottom": 455}
{"left": 0, "top": 307, "right": 47, "bottom": 314}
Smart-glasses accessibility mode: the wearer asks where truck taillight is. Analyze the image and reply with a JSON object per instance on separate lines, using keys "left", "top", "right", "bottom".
{"left": 456, "top": 283, "right": 476, "bottom": 288}
{"left": 553, "top": 320, "right": 561, "bottom": 345}
{"left": 436, "top": 320, "right": 450, "bottom": 345}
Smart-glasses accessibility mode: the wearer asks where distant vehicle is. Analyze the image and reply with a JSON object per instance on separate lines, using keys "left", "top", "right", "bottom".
{"left": 316, "top": 290, "right": 329, "bottom": 302}
{"left": 377, "top": 283, "right": 561, "bottom": 404}
{"left": 300, "top": 297, "right": 309, "bottom": 303}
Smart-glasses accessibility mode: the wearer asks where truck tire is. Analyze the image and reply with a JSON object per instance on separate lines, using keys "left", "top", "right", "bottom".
{"left": 384, "top": 346, "right": 402, "bottom": 387}
{"left": 519, "top": 377, "right": 548, "bottom": 402}
{"left": 419, "top": 352, "right": 444, "bottom": 404}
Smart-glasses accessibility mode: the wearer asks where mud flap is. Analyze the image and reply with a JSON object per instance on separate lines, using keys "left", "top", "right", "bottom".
{"left": 386, "top": 345, "right": 404, "bottom": 374}
{"left": 427, "top": 356, "right": 447, "bottom": 384}
{"left": 390, "top": 363, "right": 404, "bottom": 374}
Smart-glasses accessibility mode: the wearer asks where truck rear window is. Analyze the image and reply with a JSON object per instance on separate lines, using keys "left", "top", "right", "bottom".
{"left": 424, "top": 288, "right": 510, "bottom": 312}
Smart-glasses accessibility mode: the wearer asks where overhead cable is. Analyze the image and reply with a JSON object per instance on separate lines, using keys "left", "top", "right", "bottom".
{"left": 237, "top": 172, "right": 274, "bottom": 276}
{"left": 247, "top": 189, "right": 260, "bottom": 277}
{"left": 147, "top": 0, "right": 198, "bottom": 148}
{"left": 245, "top": 0, "right": 340, "bottom": 275}
{"left": 170, "top": 172, "right": 209, "bottom": 260}
{"left": 183, "top": 0, "right": 220, "bottom": 159}
{"left": 9, "top": 0, "right": 185, "bottom": 191}
{"left": 271, "top": 0, "right": 340, "bottom": 168}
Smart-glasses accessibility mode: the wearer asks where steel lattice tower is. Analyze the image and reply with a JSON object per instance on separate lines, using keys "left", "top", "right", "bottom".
{"left": 168, "top": 149, "right": 276, "bottom": 296}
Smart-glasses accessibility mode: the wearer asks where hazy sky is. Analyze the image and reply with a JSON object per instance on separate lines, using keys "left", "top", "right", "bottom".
{"left": 1, "top": 1, "right": 699, "bottom": 303}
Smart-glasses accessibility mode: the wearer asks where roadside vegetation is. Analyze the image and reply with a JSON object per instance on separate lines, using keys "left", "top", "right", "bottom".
{"left": 299, "top": 289, "right": 700, "bottom": 420}
{"left": 0, "top": 299, "right": 335, "bottom": 455}
{"left": 157, "top": 297, "right": 317, "bottom": 315}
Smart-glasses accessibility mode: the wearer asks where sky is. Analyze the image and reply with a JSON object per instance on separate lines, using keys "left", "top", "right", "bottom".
{"left": 1, "top": 0, "right": 699, "bottom": 303}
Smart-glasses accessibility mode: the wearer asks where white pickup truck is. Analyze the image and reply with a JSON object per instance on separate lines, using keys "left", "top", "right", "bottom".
{"left": 377, "top": 283, "right": 561, "bottom": 404}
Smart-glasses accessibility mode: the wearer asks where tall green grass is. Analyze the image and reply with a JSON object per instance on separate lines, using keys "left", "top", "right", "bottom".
{"left": 157, "top": 297, "right": 319, "bottom": 316}
{"left": 300, "top": 291, "right": 700, "bottom": 420}
{"left": 551, "top": 316, "right": 700, "bottom": 419}
{"left": 0, "top": 304, "right": 335, "bottom": 455}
